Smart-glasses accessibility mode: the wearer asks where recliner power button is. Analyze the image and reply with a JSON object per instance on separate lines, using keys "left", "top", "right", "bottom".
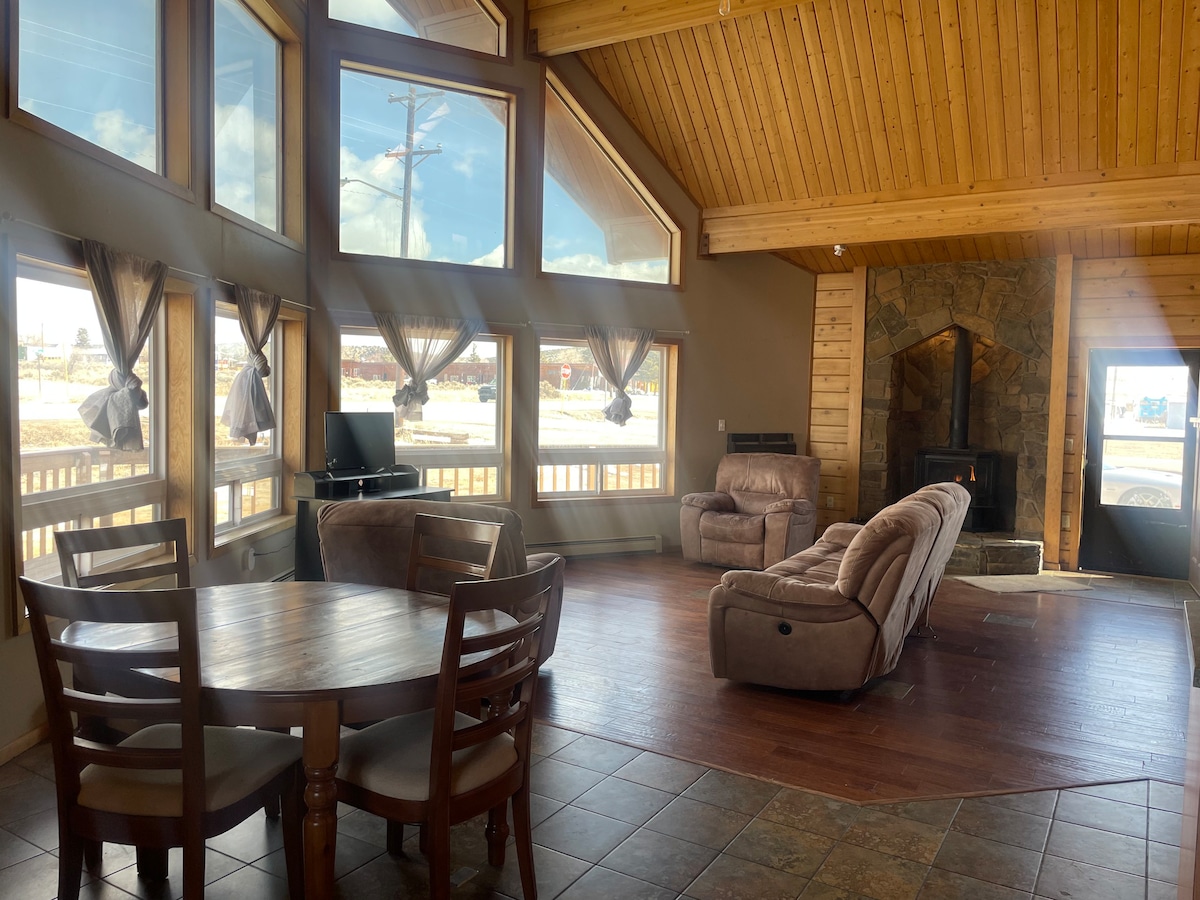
{"left": 778, "top": 622, "right": 792, "bottom": 636}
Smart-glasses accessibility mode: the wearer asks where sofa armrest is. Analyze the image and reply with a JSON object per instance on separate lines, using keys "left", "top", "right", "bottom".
{"left": 713, "top": 573, "right": 861, "bottom": 620}
{"left": 764, "top": 498, "right": 816, "bottom": 516}
{"left": 819, "top": 522, "right": 864, "bottom": 550}
{"left": 681, "top": 491, "right": 735, "bottom": 512}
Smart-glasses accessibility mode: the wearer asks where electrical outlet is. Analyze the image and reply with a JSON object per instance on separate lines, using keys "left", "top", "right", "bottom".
{"left": 244, "top": 548, "right": 256, "bottom": 572}
{"left": 826, "top": 495, "right": 834, "bottom": 508}
{"left": 1065, "top": 437, "right": 1074, "bottom": 453}
{"left": 718, "top": 419, "right": 725, "bottom": 432}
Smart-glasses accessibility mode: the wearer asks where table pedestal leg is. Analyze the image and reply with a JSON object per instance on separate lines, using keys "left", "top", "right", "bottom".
{"left": 303, "top": 700, "right": 341, "bottom": 900}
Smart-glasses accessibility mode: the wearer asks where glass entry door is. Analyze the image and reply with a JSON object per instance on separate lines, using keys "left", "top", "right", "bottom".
{"left": 1078, "top": 349, "right": 1199, "bottom": 579}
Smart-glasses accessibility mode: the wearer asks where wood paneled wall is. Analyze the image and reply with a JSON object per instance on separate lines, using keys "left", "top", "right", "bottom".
{"left": 1051, "top": 254, "right": 1200, "bottom": 570}
{"left": 807, "top": 267, "right": 866, "bottom": 531}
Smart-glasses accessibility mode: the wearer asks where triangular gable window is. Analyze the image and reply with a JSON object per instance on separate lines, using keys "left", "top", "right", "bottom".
{"left": 542, "top": 71, "right": 680, "bottom": 286}
{"left": 329, "top": 0, "right": 507, "bottom": 57}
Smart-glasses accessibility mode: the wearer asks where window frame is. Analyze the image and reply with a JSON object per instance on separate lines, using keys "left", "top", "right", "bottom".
{"left": 336, "top": 322, "right": 512, "bottom": 502}
{"left": 534, "top": 334, "right": 678, "bottom": 504}
{"left": 539, "top": 69, "right": 682, "bottom": 288}
{"left": 326, "top": 0, "right": 511, "bottom": 60}
{"left": 335, "top": 59, "right": 517, "bottom": 272}
{"left": 8, "top": 0, "right": 193, "bottom": 196}
{"left": 209, "top": 0, "right": 305, "bottom": 245}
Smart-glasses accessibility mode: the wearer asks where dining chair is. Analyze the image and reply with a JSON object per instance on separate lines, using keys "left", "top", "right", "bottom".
{"left": 55, "top": 518, "right": 191, "bottom": 589}
{"left": 406, "top": 512, "right": 504, "bottom": 595}
{"left": 334, "top": 555, "right": 567, "bottom": 900}
{"left": 19, "top": 576, "right": 305, "bottom": 900}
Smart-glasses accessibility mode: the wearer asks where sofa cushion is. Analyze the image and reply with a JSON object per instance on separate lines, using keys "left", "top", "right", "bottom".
{"left": 699, "top": 511, "right": 765, "bottom": 544}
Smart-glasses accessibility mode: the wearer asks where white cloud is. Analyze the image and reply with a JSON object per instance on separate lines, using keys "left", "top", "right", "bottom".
{"left": 214, "top": 103, "right": 278, "bottom": 226}
{"left": 90, "top": 110, "right": 156, "bottom": 170}
{"left": 541, "top": 252, "right": 669, "bottom": 284}
{"left": 339, "top": 144, "right": 432, "bottom": 259}
{"left": 469, "top": 244, "right": 505, "bottom": 267}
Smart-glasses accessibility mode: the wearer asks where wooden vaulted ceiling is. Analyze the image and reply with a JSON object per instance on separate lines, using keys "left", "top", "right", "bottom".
{"left": 528, "top": 0, "right": 1200, "bottom": 274}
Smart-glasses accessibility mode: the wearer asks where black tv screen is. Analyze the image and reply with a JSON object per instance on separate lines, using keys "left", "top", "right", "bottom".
{"left": 324, "top": 412, "right": 396, "bottom": 474}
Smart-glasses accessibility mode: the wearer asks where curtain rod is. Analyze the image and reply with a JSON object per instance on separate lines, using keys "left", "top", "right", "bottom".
{"left": 1, "top": 210, "right": 313, "bottom": 308}
{"left": 495, "top": 320, "right": 690, "bottom": 335}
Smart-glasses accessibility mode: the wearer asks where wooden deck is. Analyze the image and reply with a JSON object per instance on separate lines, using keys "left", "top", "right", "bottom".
{"left": 536, "top": 551, "right": 1194, "bottom": 804}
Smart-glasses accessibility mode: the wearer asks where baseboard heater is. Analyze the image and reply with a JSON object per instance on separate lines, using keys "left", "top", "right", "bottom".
{"left": 526, "top": 534, "right": 662, "bottom": 558}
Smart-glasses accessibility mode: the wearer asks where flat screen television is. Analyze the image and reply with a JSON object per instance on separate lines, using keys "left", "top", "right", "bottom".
{"left": 324, "top": 411, "right": 396, "bottom": 475}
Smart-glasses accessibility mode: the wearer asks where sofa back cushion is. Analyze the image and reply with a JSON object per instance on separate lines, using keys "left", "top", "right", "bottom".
{"left": 715, "top": 453, "right": 820, "bottom": 515}
{"left": 317, "top": 499, "right": 528, "bottom": 592}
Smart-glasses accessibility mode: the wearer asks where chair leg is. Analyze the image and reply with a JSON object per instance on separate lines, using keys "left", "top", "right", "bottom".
{"left": 386, "top": 820, "right": 407, "bottom": 855}
{"left": 58, "top": 827, "right": 85, "bottom": 900}
{"left": 512, "top": 790, "right": 538, "bottom": 900}
{"left": 82, "top": 838, "right": 103, "bottom": 872}
{"left": 136, "top": 847, "right": 169, "bottom": 881}
{"left": 281, "top": 770, "right": 305, "bottom": 900}
{"left": 182, "top": 833, "right": 206, "bottom": 900}
{"left": 486, "top": 800, "right": 509, "bottom": 867}
{"left": 427, "top": 817, "right": 453, "bottom": 900}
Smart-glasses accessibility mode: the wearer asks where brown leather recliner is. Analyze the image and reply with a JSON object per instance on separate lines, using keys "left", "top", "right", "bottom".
{"left": 680, "top": 453, "right": 821, "bottom": 570}
{"left": 316, "top": 499, "right": 563, "bottom": 656}
{"left": 707, "top": 482, "right": 971, "bottom": 692}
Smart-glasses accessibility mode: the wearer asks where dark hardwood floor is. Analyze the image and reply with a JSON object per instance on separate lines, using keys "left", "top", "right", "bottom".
{"left": 536, "top": 551, "right": 1195, "bottom": 805}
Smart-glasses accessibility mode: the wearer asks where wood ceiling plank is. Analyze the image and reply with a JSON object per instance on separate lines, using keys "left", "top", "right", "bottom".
{"left": 1116, "top": 0, "right": 1140, "bottom": 167}
{"left": 1097, "top": 0, "right": 1119, "bottom": 168}
{"left": 721, "top": 18, "right": 785, "bottom": 202}
{"left": 830, "top": 0, "right": 883, "bottom": 192}
{"left": 995, "top": 0, "right": 1027, "bottom": 177}
{"left": 1137, "top": 0, "right": 1163, "bottom": 167}
{"left": 1170, "top": 224, "right": 1191, "bottom": 253}
{"left": 1057, "top": 0, "right": 1079, "bottom": 173}
{"left": 633, "top": 33, "right": 706, "bottom": 198}
{"left": 805, "top": 3, "right": 864, "bottom": 194}
{"left": 733, "top": 14, "right": 792, "bottom": 202}
{"left": 881, "top": 0, "right": 927, "bottom": 186}
{"left": 616, "top": 39, "right": 690, "bottom": 190}
{"left": 686, "top": 28, "right": 752, "bottom": 206}
{"left": 1178, "top": 0, "right": 1200, "bottom": 162}
{"left": 974, "top": 0, "right": 1009, "bottom": 178}
{"left": 1155, "top": 0, "right": 1184, "bottom": 164}
{"left": 1036, "top": 0, "right": 1061, "bottom": 174}
{"left": 846, "top": 0, "right": 898, "bottom": 190}
{"left": 527, "top": 0, "right": 801, "bottom": 55}
{"left": 663, "top": 28, "right": 732, "bottom": 207}
{"left": 901, "top": 0, "right": 943, "bottom": 185}
{"left": 700, "top": 21, "right": 772, "bottom": 203}
{"left": 1076, "top": 0, "right": 1099, "bottom": 171}
{"left": 931, "top": 0, "right": 969, "bottom": 183}
{"left": 702, "top": 171, "right": 1200, "bottom": 252}
{"left": 650, "top": 32, "right": 721, "bottom": 206}
{"left": 862, "top": 0, "right": 911, "bottom": 188}
{"left": 586, "top": 46, "right": 647, "bottom": 145}
{"left": 784, "top": 5, "right": 843, "bottom": 196}
{"left": 1014, "top": 0, "right": 1045, "bottom": 176}
{"left": 918, "top": 0, "right": 959, "bottom": 184}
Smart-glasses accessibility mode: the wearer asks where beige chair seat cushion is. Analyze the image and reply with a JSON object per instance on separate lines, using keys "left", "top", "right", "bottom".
{"left": 338, "top": 710, "right": 517, "bottom": 802}
{"left": 78, "top": 725, "right": 300, "bottom": 816}
{"left": 698, "top": 511, "right": 765, "bottom": 544}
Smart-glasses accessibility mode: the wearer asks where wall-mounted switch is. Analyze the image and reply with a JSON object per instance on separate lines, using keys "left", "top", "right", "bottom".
{"left": 1064, "top": 437, "right": 1074, "bottom": 453}
{"left": 826, "top": 495, "right": 834, "bottom": 508}
{"left": 718, "top": 419, "right": 726, "bottom": 432}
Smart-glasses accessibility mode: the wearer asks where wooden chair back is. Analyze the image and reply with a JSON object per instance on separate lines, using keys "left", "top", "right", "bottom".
{"left": 406, "top": 513, "right": 503, "bottom": 595}
{"left": 429, "top": 556, "right": 565, "bottom": 799}
{"left": 20, "top": 578, "right": 205, "bottom": 830}
{"left": 54, "top": 518, "right": 190, "bottom": 589}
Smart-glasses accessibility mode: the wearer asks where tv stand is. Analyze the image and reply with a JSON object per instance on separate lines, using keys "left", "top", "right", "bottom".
{"left": 293, "top": 466, "right": 451, "bottom": 580}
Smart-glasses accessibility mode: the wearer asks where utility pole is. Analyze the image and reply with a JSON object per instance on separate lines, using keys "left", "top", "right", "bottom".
{"left": 386, "top": 85, "right": 444, "bottom": 257}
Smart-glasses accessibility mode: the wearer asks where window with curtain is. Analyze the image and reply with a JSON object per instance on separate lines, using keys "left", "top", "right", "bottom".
{"left": 16, "top": 0, "right": 161, "bottom": 172}
{"left": 536, "top": 337, "right": 676, "bottom": 499}
{"left": 339, "top": 326, "right": 506, "bottom": 499}
{"left": 13, "top": 256, "right": 164, "bottom": 581}
{"left": 213, "top": 0, "right": 282, "bottom": 230}
{"left": 214, "top": 304, "right": 280, "bottom": 533}
{"left": 541, "top": 71, "right": 679, "bottom": 285}
{"left": 328, "top": 0, "right": 507, "bottom": 57}
{"left": 339, "top": 65, "right": 513, "bottom": 268}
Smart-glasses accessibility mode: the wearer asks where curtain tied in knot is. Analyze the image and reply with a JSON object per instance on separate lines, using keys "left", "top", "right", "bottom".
{"left": 584, "top": 325, "right": 655, "bottom": 428}
{"left": 602, "top": 392, "right": 633, "bottom": 426}
{"left": 392, "top": 381, "right": 429, "bottom": 410}
{"left": 78, "top": 369, "right": 150, "bottom": 451}
{"left": 249, "top": 350, "right": 271, "bottom": 376}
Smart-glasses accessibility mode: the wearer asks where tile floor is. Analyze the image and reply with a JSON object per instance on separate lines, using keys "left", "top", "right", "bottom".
{"left": 0, "top": 723, "right": 1184, "bottom": 900}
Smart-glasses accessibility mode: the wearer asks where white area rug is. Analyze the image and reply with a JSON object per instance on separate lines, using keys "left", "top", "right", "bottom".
{"left": 952, "top": 573, "right": 1094, "bottom": 593}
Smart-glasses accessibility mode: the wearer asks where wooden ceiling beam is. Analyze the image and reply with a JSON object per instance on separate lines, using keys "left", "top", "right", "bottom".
{"left": 527, "top": 0, "right": 802, "bottom": 56}
{"left": 701, "top": 166, "right": 1200, "bottom": 254}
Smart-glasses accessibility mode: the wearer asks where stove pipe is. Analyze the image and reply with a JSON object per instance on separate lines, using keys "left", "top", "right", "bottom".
{"left": 948, "top": 325, "right": 972, "bottom": 450}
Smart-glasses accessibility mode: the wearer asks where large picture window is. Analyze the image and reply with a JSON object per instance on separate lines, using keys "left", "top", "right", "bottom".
{"left": 328, "top": 0, "right": 506, "bottom": 56}
{"left": 542, "top": 72, "right": 679, "bottom": 285}
{"left": 214, "top": 0, "right": 281, "bottom": 230}
{"left": 16, "top": 0, "right": 161, "bottom": 172}
{"left": 536, "top": 338, "right": 675, "bottom": 499}
{"left": 339, "top": 327, "right": 505, "bottom": 499}
{"left": 214, "top": 306, "right": 280, "bottom": 534}
{"left": 13, "top": 258, "right": 163, "bottom": 581}
{"left": 339, "top": 65, "right": 512, "bottom": 268}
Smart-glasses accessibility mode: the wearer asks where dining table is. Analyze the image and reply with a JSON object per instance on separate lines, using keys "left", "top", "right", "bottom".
{"left": 60, "top": 579, "right": 517, "bottom": 900}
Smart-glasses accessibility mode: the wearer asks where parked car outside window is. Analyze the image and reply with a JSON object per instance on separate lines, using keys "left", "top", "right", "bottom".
{"left": 478, "top": 382, "right": 496, "bottom": 402}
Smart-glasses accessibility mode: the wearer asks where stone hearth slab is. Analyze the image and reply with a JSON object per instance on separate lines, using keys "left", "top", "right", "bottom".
{"left": 945, "top": 533, "right": 1044, "bottom": 576}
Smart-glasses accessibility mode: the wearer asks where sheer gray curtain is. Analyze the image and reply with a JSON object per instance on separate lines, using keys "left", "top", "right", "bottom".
{"left": 373, "top": 314, "right": 484, "bottom": 419}
{"left": 584, "top": 326, "right": 655, "bottom": 426}
{"left": 221, "top": 285, "right": 281, "bottom": 446}
{"left": 77, "top": 239, "right": 168, "bottom": 451}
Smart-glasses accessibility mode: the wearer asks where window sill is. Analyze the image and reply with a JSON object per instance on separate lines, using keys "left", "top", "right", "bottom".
{"left": 213, "top": 513, "right": 297, "bottom": 555}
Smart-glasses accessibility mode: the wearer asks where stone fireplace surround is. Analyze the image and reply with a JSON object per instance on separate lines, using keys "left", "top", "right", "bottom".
{"left": 860, "top": 260, "right": 1056, "bottom": 569}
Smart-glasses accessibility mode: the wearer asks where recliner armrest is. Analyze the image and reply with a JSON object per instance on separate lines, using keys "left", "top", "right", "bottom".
{"left": 714, "top": 572, "right": 860, "bottom": 620}
{"left": 818, "top": 522, "right": 863, "bottom": 549}
{"left": 764, "top": 498, "right": 816, "bottom": 517}
{"left": 681, "top": 491, "right": 735, "bottom": 512}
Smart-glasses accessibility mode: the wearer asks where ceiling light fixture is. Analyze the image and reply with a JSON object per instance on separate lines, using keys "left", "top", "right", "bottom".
{"left": 719, "top": 0, "right": 730, "bottom": 15}
{"left": 833, "top": 244, "right": 847, "bottom": 257}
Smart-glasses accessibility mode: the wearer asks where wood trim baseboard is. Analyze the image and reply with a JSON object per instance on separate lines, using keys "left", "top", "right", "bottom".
{"left": 0, "top": 723, "right": 48, "bottom": 767}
